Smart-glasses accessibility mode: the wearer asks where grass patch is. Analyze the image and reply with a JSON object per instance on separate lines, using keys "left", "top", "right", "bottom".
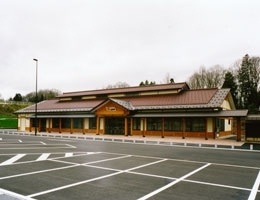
{"left": 0, "top": 114, "right": 17, "bottom": 128}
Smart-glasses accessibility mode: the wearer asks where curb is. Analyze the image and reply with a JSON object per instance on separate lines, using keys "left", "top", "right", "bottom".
{"left": 0, "top": 130, "right": 259, "bottom": 152}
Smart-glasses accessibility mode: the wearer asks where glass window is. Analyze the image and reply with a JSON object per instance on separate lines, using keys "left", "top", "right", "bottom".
{"left": 89, "top": 117, "right": 96, "bottom": 129}
{"left": 216, "top": 118, "right": 225, "bottom": 132}
{"left": 164, "top": 118, "right": 182, "bottom": 131}
{"left": 186, "top": 118, "right": 205, "bottom": 132}
{"left": 73, "top": 118, "right": 83, "bottom": 129}
{"left": 52, "top": 118, "right": 60, "bottom": 128}
{"left": 31, "top": 118, "right": 38, "bottom": 127}
{"left": 132, "top": 118, "right": 141, "bottom": 130}
{"left": 147, "top": 118, "right": 162, "bottom": 131}
{"left": 61, "top": 118, "right": 71, "bottom": 128}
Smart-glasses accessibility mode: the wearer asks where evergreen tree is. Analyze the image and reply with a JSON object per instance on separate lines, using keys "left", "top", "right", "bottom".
{"left": 13, "top": 93, "right": 23, "bottom": 101}
{"left": 222, "top": 71, "right": 238, "bottom": 108}
{"left": 237, "top": 54, "right": 260, "bottom": 112}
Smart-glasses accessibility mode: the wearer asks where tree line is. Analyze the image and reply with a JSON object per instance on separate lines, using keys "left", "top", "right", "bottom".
{"left": 2, "top": 54, "right": 259, "bottom": 113}
{"left": 8, "top": 89, "right": 61, "bottom": 103}
{"left": 188, "top": 54, "right": 260, "bottom": 113}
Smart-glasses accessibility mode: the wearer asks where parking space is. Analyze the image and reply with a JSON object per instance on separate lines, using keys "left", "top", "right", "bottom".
{"left": 0, "top": 152, "right": 258, "bottom": 200}
{"left": 0, "top": 133, "right": 259, "bottom": 199}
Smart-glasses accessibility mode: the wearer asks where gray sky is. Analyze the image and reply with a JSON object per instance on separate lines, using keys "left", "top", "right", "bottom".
{"left": 1, "top": 0, "right": 260, "bottom": 99}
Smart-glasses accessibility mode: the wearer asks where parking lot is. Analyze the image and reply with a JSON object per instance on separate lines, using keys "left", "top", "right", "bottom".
{"left": 0, "top": 131, "right": 259, "bottom": 200}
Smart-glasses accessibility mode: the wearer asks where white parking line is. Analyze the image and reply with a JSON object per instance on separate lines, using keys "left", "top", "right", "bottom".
{"left": 28, "top": 157, "right": 167, "bottom": 198}
{"left": 248, "top": 170, "right": 260, "bottom": 200}
{"left": 37, "top": 153, "right": 51, "bottom": 161}
{"left": 0, "top": 154, "right": 26, "bottom": 166}
{"left": 137, "top": 163, "right": 211, "bottom": 200}
{"left": 0, "top": 188, "right": 36, "bottom": 200}
{"left": 65, "top": 153, "right": 73, "bottom": 157}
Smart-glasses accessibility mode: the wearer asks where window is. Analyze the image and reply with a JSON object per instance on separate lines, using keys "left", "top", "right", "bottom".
{"left": 52, "top": 118, "right": 60, "bottom": 128}
{"left": 73, "top": 118, "right": 83, "bottom": 129}
{"left": 61, "top": 118, "right": 71, "bottom": 128}
{"left": 164, "top": 118, "right": 182, "bottom": 131}
{"left": 186, "top": 118, "right": 205, "bottom": 132}
{"left": 216, "top": 118, "right": 225, "bottom": 132}
{"left": 132, "top": 118, "right": 141, "bottom": 130}
{"left": 147, "top": 118, "right": 162, "bottom": 131}
{"left": 31, "top": 118, "right": 38, "bottom": 127}
{"left": 89, "top": 117, "right": 96, "bottom": 129}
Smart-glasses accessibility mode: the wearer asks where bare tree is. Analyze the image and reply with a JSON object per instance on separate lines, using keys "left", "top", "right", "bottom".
{"left": 106, "top": 81, "right": 130, "bottom": 89}
{"left": 188, "top": 65, "right": 225, "bottom": 89}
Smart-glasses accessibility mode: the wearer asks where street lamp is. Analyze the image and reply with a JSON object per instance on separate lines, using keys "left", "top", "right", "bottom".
{"left": 33, "top": 58, "right": 38, "bottom": 136}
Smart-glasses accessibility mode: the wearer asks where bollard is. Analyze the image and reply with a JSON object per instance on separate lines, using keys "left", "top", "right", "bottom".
{"left": 250, "top": 144, "right": 253, "bottom": 150}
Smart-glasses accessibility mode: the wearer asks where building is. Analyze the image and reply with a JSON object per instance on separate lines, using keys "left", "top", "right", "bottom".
{"left": 15, "top": 82, "right": 248, "bottom": 141}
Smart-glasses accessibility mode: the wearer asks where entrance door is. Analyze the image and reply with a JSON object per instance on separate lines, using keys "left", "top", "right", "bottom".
{"left": 105, "top": 117, "right": 125, "bottom": 135}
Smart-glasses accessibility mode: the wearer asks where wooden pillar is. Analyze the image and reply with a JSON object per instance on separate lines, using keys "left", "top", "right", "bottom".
{"left": 213, "top": 117, "right": 216, "bottom": 139}
{"left": 142, "top": 118, "right": 145, "bottom": 137}
{"left": 182, "top": 118, "right": 186, "bottom": 139}
{"left": 96, "top": 116, "right": 100, "bottom": 135}
{"left": 82, "top": 118, "right": 85, "bottom": 134}
{"left": 29, "top": 119, "right": 32, "bottom": 132}
{"left": 130, "top": 118, "right": 133, "bottom": 136}
{"left": 70, "top": 118, "right": 73, "bottom": 134}
{"left": 48, "top": 118, "right": 52, "bottom": 133}
{"left": 59, "top": 118, "right": 61, "bottom": 133}
{"left": 237, "top": 117, "right": 241, "bottom": 141}
{"left": 124, "top": 118, "right": 128, "bottom": 136}
{"left": 161, "top": 117, "right": 165, "bottom": 138}
{"left": 205, "top": 118, "right": 208, "bottom": 140}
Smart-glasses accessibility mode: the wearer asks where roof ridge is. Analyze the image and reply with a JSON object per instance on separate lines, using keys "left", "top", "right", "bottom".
{"left": 59, "top": 82, "right": 189, "bottom": 98}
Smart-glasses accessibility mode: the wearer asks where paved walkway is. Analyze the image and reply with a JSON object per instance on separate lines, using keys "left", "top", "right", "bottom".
{"left": 29, "top": 132, "right": 245, "bottom": 147}
{"left": 0, "top": 129, "right": 245, "bottom": 147}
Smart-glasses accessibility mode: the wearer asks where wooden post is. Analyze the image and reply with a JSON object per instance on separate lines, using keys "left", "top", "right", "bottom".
{"left": 70, "top": 118, "right": 73, "bottom": 134}
{"left": 237, "top": 117, "right": 241, "bottom": 141}
{"left": 96, "top": 117, "right": 100, "bottom": 135}
{"left": 205, "top": 118, "right": 208, "bottom": 140}
{"left": 142, "top": 118, "right": 145, "bottom": 137}
{"left": 82, "top": 118, "right": 85, "bottom": 134}
{"left": 130, "top": 118, "right": 133, "bottom": 136}
{"left": 161, "top": 117, "right": 164, "bottom": 138}
{"left": 182, "top": 118, "right": 185, "bottom": 139}
{"left": 48, "top": 119, "right": 51, "bottom": 133}
{"left": 124, "top": 118, "right": 128, "bottom": 136}
{"left": 59, "top": 118, "right": 61, "bottom": 133}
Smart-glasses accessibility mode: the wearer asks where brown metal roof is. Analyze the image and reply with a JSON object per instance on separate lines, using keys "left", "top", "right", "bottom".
{"left": 59, "top": 82, "right": 189, "bottom": 98}
{"left": 17, "top": 99, "right": 103, "bottom": 113}
{"left": 16, "top": 87, "right": 230, "bottom": 114}
{"left": 120, "top": 89, "right": 218, "bottom": 107}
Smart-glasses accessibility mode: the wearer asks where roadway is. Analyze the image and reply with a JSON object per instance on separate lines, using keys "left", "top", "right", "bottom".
{"left": 0, "top": 131, "right": 259, "bottom": 200}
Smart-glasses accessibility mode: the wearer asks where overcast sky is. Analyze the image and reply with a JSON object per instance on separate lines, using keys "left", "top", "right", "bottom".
{"left": 1, "top": 0, "right": 260, "bottom": 99}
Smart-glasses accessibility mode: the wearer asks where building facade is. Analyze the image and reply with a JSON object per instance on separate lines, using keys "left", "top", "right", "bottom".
{"left": 15, "top": 82, "right": 248, "bottom": 141}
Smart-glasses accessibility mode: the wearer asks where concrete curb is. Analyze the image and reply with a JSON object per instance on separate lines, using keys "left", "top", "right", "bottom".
{"left": 0, "top": 130, "right": 259, "bottom": 152}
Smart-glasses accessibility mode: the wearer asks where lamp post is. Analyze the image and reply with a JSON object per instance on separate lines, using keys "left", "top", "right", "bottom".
{"left": 33, "top": 58, "right": 38, "bottom": 136}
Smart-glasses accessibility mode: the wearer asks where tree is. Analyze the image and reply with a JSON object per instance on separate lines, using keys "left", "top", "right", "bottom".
{"left": 222, "top": 71, "right": 238, "bottom": 107}
{"left": 237, "top": 54, "right": 260, "bottom": 112}
{"left": 13, "top": 93, "right": 23, "bottom": 101}
{"left": 188, "top": 65, "right": 225, "bottom": 89}
{"left": 139, "top": 80, "right": 156, "bottom": 86}
{"left": 24, "top": 89, "right": 61, "bottom": 102}
{"left": 106, "top": 82, "right": 130, "bottom": 89}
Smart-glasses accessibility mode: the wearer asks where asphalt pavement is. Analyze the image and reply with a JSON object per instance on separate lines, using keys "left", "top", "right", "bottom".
{"left": 0, "top": 130, "right": 259, "bottom": 200}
